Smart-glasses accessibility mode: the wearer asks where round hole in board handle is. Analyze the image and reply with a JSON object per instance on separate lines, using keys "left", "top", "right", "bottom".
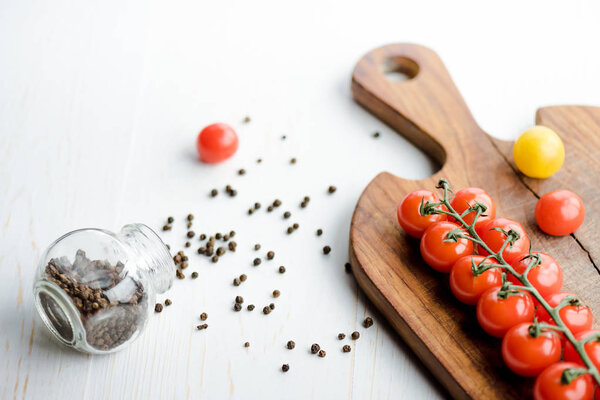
{"left": 382, "top": 56, "right": 419, "bottom": 82}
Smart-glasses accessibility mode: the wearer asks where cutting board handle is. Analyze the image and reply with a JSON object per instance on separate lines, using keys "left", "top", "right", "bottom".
{"left": 351, "top": 43, "right": 483, "bottom": 174}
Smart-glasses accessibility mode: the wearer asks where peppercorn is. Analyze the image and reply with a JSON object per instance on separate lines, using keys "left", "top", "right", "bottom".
{"left": 263, "top": 306, "right": 271, "bottom": 314}
{"left": 254, "top": 202, "right": 261, "bottom": 210}
{"left": 287, "top": 340, "right": 295, "bottom": 350}
{"left": 373, "top": 131, "right": 380, "bottom": 138}
{"left": 351, "top": 331, "right": 360, "bottom": 340}
{"left": 338, "top": 333, "right": 345, "bottom": 340}
{"left": 267, "top": 205, "right": 274, "bottom": 212}
{"left": 273, "top": 199, "right": 282, "bottom": 207}
{"left": 239, "top": 274, "right": 247, "bottom": 282}
{"left": 176, "top": 269, "right": 185, "bottom": 279}
{"left": 286, "top": 227, "right": 294, "bottom": 234}
{"left": 235, "top": 296, "right": 244, "bottom": 304}
{"left": 248, "top": 209, "right": 254, "bottom": 215}
{"left": 167, "top": 216, "right": 174, "bottom": 224}
{"left": 155, "top": 303, "right": 163, "bottom": 313}
{"left": 273, "top": 290, "right": 280, "bottom": 298}
{"left": 328, "top": 186, "right": 337, "bottom": 194}
{"left": 216, "top": 247, "right": 225, "bottom": 256}
{"left": 267, "top": 251, "right": 274, "bottom": 260}
{"left": 311, "top": 344, "right": 320, "bottom": 354}
{"left": 234, "top": 303, "right": 242, "bottom": 312}
{"left": 216, "top": 233, "right": 222, "bottom": 240}
{"left": 233, "top": 278, "right": 241, "bottom": 286}
{"left": 211, "top": 255, "right": 219, "bottom": 263}
{"left": 187, "top": 214, "right": 194, "bottom": 221}
{"left": 269, "top": 303, "right": 275, "bottom": 310}
{"left": 187, "top": 231, "right": 195, "bottom": 238}
{"left": 187, "top": 222, "right": 192, "bottom": 229}
{"left": 278, "top": 266, "right": 286, "bottom": 274}
{"left": 343, "top": 345, "right": 351, "bottom": 353}
{"left": 253, "top": 258, "right": 261, "bottom": 266}
{"left": 163, "top": 225, "right": 171, "bottom": 231}
{"left": 254, "top": 244, "right": 261, "bottom": 251}
{"left": 238, "top": 169, "right": 246, "bottom": 175}
{"left": 197, "top": 247, "right": 206, "bottom": 255}
{"left": 247, "top": 304, "right": 255, "bottom": 311}
{"left": 165, "top": 299, "right": 172, "bottom": 306}
{"left": 196, "top": 324, "right": 208, "bottom": 330}
{"left": 282, "top": 364, "right": 289, "bottom": 372}
{"left": 191, "top": 272, "right": 198, "bottom": 279}
{"left": 283, "top": 211, "right": 291, "bottom": 219}
{"left": 316, "top": 229, "right": 323, "bottom": 236}
{"left": 323, "top": 246, "right": 331, "bottom": 255}
{"left": 230, "top": 230, "right": 235, "bottom": 237}
{"left": 293, "top": 223, "right": 299, "bottom": 229}
{"left": 200, "top": 234, "right": 206, "bottom": 240}
{"left": 223, "top": 234, "right": 229, "bottom": 241}
{"left": 363, "top": 317, "right": 374, "bottom": 328}
{"left": 290, "top": 158, "right": 296, "bottom": 164}
{"left": 210, "top": 189, "right": 218, "bottom": 197}
{"left": 200, "top": 312, "right": 207, "bottom": 321}
{"left": 228, "top": 242, "right": 237, "bottom": 251}
{"left": 318, "top": 350, "right": 326, "bottom": 358}
{"left": 244, "top": 341, "right": 250, "bottom": 347}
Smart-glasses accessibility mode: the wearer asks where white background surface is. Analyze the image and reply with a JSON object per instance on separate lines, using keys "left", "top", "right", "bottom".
{"left": 2, "top": 0, "right": 600, "bottom": 399}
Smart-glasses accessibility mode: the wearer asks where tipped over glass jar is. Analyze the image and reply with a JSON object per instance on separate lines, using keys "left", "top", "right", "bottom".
{"left": 33, "top": 223, "right": 174, "bottom": 354}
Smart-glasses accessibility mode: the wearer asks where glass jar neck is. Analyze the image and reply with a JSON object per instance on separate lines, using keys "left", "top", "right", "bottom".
{"left": 118, "top": 223, "right": 174, "bottom": 294}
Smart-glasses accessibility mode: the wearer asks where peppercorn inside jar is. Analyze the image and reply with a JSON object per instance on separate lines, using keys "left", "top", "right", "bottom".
{"left": 33, "top": 223, "right": 175, "bottom": 354}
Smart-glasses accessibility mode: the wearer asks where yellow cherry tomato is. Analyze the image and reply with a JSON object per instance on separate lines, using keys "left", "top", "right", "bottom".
{"left": 513, "top": 126, "right": 564, "bottom": 178}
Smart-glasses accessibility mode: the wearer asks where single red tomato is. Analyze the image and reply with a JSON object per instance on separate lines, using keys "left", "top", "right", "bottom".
{"left": 420, "top": 221, "right": 473, "bottom": 273}
{"left": 564, "top": 330, "right": 600, "bottom": 371}
{"left": 397, "top": 190, "right": 447, "bottom": 238}
{"left": 534, "top": 362, "right": 594, "bottom": 400}
{"left": 449, "top": 255, "right": 502, "bottom": 305}
{"left": 535, "top": 190, "right": 585, "bottom": 236}
{"left": 196, "top": 123, "right": 239, "bottom": 163}
{"left": 450, "top": 187, "right": 496, "bottom": 229}
{"left": 476, "top": 286, "right": 535, "bottom": 338}
{"left": 502, "top": 322, "right": 562, "bottom": 377}
{"left": 476, "top": 218, "right": 530, "bottom": 264}
{"left": 508, "top": 253, "right": 563, "bottom": 299}
{"left": 537, "top": 292, "right": 593, "bottom": 335}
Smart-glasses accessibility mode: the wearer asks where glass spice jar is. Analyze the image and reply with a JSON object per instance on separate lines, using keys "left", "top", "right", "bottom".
{"left": 33, "top": 223, "right": 174, "bottom": 354}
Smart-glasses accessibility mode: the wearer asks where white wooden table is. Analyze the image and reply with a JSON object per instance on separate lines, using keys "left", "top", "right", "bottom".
{"left": 2, "top": 1, "right": 600, "bottom": 398}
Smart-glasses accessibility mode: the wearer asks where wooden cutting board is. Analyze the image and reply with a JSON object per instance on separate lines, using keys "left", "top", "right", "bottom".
{"left": 349, "top": 43, "right": 600, "bottom": 399}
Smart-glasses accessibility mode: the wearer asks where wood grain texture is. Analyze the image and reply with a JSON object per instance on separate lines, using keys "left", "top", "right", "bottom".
{"left": 349, "top": 43, "right": 600, "bottom": 399}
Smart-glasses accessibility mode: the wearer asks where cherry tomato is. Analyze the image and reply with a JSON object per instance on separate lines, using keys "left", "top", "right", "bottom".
{"left": 513, "top": 125, "right": 565, "bottom": 179}
{"left": 534, "top": 362, "right": 594, "bottom": 400}
{"left": 397, "top": 190, "right": 447, "bottom": 238}
{"left": 476, "top": 286, "right": 535, "bottom": 338}
{"left": 449, "top": 255, "right": 502, "bottom": 305}
{"left": 508, "top": 253, "right": 563, "bottom": 299}
{"left": 537, "top": 292, "right": 593, "bottom": 335}
{"left": 196, "top": 123, "right": 239, "bottom": 163}
{"left": 420, "top": 221, "right": 473, "bottom": 273}
{"left": 450, "top": 187, "right": 496, "bottom": 229}
{"left": 564, "top": 330, "right": 600, "bottom": 371}
{"left": 535, "top": 190, "right": 585, "bottom": 236}
{"left": 476, "top": 218, "right": 530, "bottom": 264}
{"left": 502, "top": 322, "right": 562, "bottom": 377}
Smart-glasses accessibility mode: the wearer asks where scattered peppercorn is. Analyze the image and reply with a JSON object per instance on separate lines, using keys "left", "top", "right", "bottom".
{"left": 234, "top": 303, "right": 242, "bottom": 312}
{"left": 163, "top": 225, "right": 171, "bottom": 231}
{"left": 216, "top": 247, "right": 225, "bottom": 256}
{"left": 253, "top": 258, "right": 261, "bottom": 266}
{"left": 155, "top": 303, "right": 163, "bottom": 313}
{"left": 338, "top": 333, "right": 345, "bottom": 340}
{"left": 233, "top": 278, "right": 241, "bottom": 286}
{"left": 281, "top": 135, "right": 287, "bottom": 140}
{"left": 187, "top": 214, "right": 194, "bottom": 221}
{"left": 198, "top": 247, "right": 206, "bottom": 254}
{"left": 247, "top": 304, "right": 255, "bottom": 311}
{"left": 210, "top": 189, "right": 218, "bottom": 197}
{"left": 191, "top": 272, "right": 198, "bottom": 279}
{"left": 316, "top": 229, "right": 323, "bottom": 236}
{"left": 311, "top": 344, "right": 320, "bottom": 354}
{"left": 269, "top": 303, "right": 275, "bottom": 310}
{"left": 235, "top": 296, "right": 244, "bottom": 304}
{"left": 273, "top": 199, "right": 282, "bottom": 207}
{"left": 283, "top": 211, "right": 291, "bottom": 219}
{"left": 328, "top": 186, "right": 337, "bottom": 194}
{"left": 200, "top": 312, "right": 207, "bottom": 321}
{"left": 254, "top": 202, "right": 261, "bottom": 210}
{"left": 257, "top": 158, "right": 262, "bottom": 163}
{"left": 200, "top": 234, "right": 206, "bottom": 240}
{"left": 290, "top": 158, "right": 296, "bottom": 164}
{"left": 373, "top": 131, "right": 380, "bottom": 138}
{"left": 273, "top": 290, "right": 280, "bottom": 298}
{"left": 187, "top": 231, "right": 195, "bottom": 238}
{"left": 293, "top": 223, "right": 299, "bottom": 229}
{"left": 267, "top": 205, "right": 274, "bottom": 212}
{"left": 196, "top": 324, "right": 208, "bottom": 330}
{"left": 167, "top": 216, "right": 174, "bottom": 224}
{"left": 244, "top": 341, "right": 250, "bottom": 347}
{"left": 263, "top": 306, "right": 271, "bottom": 314}
{"left": 318, "top": 350, "right": 326, "bottom": 358}
{"left": 363, "top": 317, "right": 374, "bottom": 328}
{"left": 238, "top": 169, "right": 246, "bottom": 175}
{"left": 248, "top": 209, "right": 254, "bottom": 215}
{"left": 278, "top": 266, "right": 286, "bottom": 274}
{"left": 282, "top": 364, "right": 289, "bottom": 372}
{"left": 185, "top": 241, "right": 191, "bottom": 248}
{"left": 343, "top": 345, "right": 351, "bottom": 353}
{"left": 239, "top": 274, "right": 247, "bottom": 282}
{"left": 187, "top": 222, "right": 192, "bottom": 229}
{"left": 254, "top": 244, "right": 261, "bottom": 251}
{"left": 323, "top": 246, "right": 331, "bottom": 255}
{"left": 176, "top": 269, "right": 185, "bottom": 279}
{"left": 243, "top": 116, "right": 251, "bottom": 123}
{"left": 230, "top": 230, "right": 235, "bottom": 237}
{"left": 267, "top": 251, "right": 274, "bottom": 260}
{"left": 215, "top": 233, "right": 222, "bottom": 240}
{"left": 351, "top": 331, "right": 360, "bottom": 340}
{"left": 286, "top": 227, "right": 294, "bottom": 234}
{"left": 287, "top": 340, "right": 295, "bottom": 350}
{"left": 228, "top": 242, "right": 237, "bottom": 251}
{"left": 211, "top": 255, "right": 219, "bottom": 263}
{"left": 164, "top": 299, "right": 172, "bottom": 306}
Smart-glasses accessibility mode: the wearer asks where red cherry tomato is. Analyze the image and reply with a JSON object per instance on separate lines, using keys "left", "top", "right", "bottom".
{"left": 534, "top": 362, "right": 594, "bottom": 400}
{"left": 508, "top": 253, "right": 563, "bottom": 299}
{"left": 501, "top": 322, "right": 562, "bottom": 377}
{"left": 420, "top": 221, "right": 473, "bottom": 273}
{"left": 476, "top": 286, "right": 535, "bottom": 338}
{"left": 564, "top": 330, "right": 600, "bottom": 371}
{"left": 397, "top": 190, "right": 447, "bottom": 238}
{"left": 450, "top": 187, "right": 496, "bottom": 229}
{"left": 449, "top": 255, "right": 502, "bottom": 305}
{"left": 477, "top": 218, "right": 530, "bottom": 264}
{"left": 535, "top": 190, "right": 585, "bottom": 236}
{"left": 196, "top": 123, "right": 239, "bottom": 163}
{"left": 537, "top": 292, "right": 593, "bottom": 335}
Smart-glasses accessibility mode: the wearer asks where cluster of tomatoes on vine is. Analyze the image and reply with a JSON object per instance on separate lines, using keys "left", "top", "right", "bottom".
{"left": 397, "top": 182, "right": 595, "bottom": 400}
